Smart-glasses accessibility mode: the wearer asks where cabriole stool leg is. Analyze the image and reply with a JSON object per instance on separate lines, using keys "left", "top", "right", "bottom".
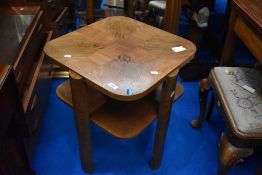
{"left": 218, "top": 133, "right": 253, "bottom": 175}
{"left": 191, "top": 78, "right": 211, "bottom": 128}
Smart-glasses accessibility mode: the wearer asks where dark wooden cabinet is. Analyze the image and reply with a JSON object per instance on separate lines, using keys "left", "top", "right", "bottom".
{"left": 0, "top": 0, "right": 70, "bottom": 170}
{"left": 14, "top": 10, "right": 45, "bottom": 99}
{"left": 0, "top": 6, "right": 54, "bottom": 167}
{"left": 24, "top": 31, "right": 54, "bottom": 158}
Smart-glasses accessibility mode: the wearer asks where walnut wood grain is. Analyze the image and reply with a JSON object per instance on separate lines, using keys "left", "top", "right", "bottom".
{"left": 45, "top": 16, "right": 196, "bottom": 101}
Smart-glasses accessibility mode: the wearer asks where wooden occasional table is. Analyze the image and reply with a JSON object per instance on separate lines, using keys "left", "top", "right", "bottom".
{"left": 220, "top": 0, "right": 262, "bottom": 65}
{"left": 45, "top": 16, "right": 195, "bottom": 172}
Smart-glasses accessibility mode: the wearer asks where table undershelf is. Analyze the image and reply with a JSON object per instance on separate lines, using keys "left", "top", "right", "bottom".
{"left": 91, "top": 97, "right": 158, "bottom": 139}
{"left": 56, "top": 80, "right": 158, "bottom": 139}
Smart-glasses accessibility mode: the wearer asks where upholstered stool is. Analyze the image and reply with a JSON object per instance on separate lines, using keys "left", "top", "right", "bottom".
{"left": 192, "top": 67, "right": 262, "bottom": 175}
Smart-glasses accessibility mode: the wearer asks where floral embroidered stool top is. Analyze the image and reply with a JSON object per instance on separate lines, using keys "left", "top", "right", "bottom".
{"left": 209, "top": 67, "right": 262, "bottom": 145}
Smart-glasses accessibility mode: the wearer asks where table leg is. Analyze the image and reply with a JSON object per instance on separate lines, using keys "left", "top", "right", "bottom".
{"left": 69, "top": 71, "right": 94, "bottom": 173}
{"left": 151, "top": 69, "right": 179, "bottom": 169}
{"left": 220, "top": 10, "right": 237, "bottom": 66}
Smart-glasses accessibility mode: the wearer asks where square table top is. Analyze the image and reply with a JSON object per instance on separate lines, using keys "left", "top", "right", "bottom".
{"left": 44, "top": 16, "right": 196, "bottom": 101}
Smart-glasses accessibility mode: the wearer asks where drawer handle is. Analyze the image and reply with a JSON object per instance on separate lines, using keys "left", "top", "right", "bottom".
{"left": 51, "top": 4, "right": 56, "bottom": 9}
{"left": 16, "top": 70, "right": 22, "bottom": 84}
{"left": 30, "top": 95, "right": 38, "bottom": 112}
{"left": 37, "top": 24, "right": 43, "bottom": 33}
{"left": 47, "top": 0, "right": 52, "bottom": 3}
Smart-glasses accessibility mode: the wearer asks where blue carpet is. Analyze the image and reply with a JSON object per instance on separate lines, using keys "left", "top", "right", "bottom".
{"left": 32, "top": 79, "right": 261, "bottom": 175}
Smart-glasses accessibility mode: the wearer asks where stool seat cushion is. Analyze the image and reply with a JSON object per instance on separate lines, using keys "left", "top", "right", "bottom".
{"left": 210, "top": 67, "right": 262, "bottom": 139}
{"left": 149, "top": 1, "right": 166, "bottom": 10}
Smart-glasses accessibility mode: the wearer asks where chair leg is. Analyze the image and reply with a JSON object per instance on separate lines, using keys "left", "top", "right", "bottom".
{"left": 206, "top": 92, "right": 215, "bottom": 121}
{"left": 151, "top": 69, "right": 178, "bottom": 170}
{"left": 191, "top": 78, "right": 210, "bottom": 128}
{"left": 70, "top": 71, "right": 94, "bottom": 173}
{"left": 218, "top": 133, "right": 253, "bottom": 175}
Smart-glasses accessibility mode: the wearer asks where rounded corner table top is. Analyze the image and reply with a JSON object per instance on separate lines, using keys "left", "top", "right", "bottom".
{"left": 44, "top": 16, "right": 196, "bottom": 101}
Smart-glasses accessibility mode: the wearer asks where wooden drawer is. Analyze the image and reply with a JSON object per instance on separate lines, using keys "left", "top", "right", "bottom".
{"left": 24, "top": 31, "right": 53, "bottom": 159}
{"left": 14, "top": 11, "right": 44, "bottom": 98}
{"left": 45, "top": 0, "right": 64, "bottom": 23}
{"left": 25, "top": 31, "right": 53, "bottom": 135}
{"left": 52, "top": 7, "right": 69, "bottom": 38}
